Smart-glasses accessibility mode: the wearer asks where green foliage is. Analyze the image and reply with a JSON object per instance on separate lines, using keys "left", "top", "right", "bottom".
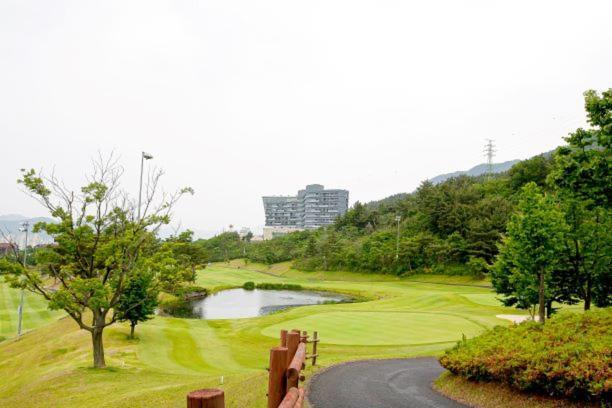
{"left": 199, "top": 173, "right": 524, "bottom": 274}
{"left": 507, "top": 154, "right": 553, "bottom": 191}
{"left": 439, "top": 310, "right": 612, "bottom": 403}
{"left": 242, "top": 281, "right": 255, "bottom": 290}
{"left": 465, "top": 257, "right": 489, "bottom": 279}
{"left": 195, "top": 232, "right": 243, "bottom": 262}
{"left": 173, "top": 284, "right": 208, "bottom": 298}
{"left": 156, "top": 231, "right": 208, "bottom": 293}
{"left": 254, "top": 282, "right": 302, "bottom": 290}
{"left": 115, "top": 272, "right": 158, "bottom": 338}
{"left": 157, "top": 293, "right": 193, "bottom": 318}
{"left": 547, "top": 89, "right": 612, "bottom": 310}
{"left": 550, "top": 89, "right": 611, "bottom": 209}
{"left": 492, "top": 183, "right": 567, "bottom": 322}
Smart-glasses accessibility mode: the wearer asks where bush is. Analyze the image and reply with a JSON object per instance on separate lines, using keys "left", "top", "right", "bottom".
{"left": 158, "top": 293, "right": 194, "bottom": 318}
{"left": 173, "top": 285, "right": 208, "bottom": 299}
{"left": 243, "top": 281, "right": 255, "bottom": 290}
{"left": 255, "top": 282, "right": 303, "bottom": 291}
{"left": 439, "top": 310, "right": 612, "bottom": 403}
{"left": 466, "top": 256, "right": 489, "bottom": 278}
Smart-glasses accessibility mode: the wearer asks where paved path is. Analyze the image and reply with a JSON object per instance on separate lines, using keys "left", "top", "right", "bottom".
{"left": 307, "top": 358, "right": 467, "bottom": 408}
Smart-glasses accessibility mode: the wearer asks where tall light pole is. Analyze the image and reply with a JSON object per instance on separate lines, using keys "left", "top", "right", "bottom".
{"left": 395, "top": 215, "right": 401, "bottom": 261}
{"left": 138, "top": 152, "right": 153, "bottom": 220}
{"left": 17, "top": 221, "right": 29, "bottom": 337}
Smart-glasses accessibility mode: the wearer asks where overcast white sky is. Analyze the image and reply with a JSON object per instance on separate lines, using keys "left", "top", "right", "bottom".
{"left": 1, "top": 1, "right": 610, "bottom": 237}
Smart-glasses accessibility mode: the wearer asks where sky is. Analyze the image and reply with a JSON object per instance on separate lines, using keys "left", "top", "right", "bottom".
{"left": 1, "top": 0, "right": 611, "bottom": 237}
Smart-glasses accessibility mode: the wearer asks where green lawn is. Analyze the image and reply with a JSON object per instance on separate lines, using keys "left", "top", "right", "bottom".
{"left": 0, "top": 262, "right": 527, "bottom": 407}
{"left": 0, "top": 283, "right": 64, "bottom": 340}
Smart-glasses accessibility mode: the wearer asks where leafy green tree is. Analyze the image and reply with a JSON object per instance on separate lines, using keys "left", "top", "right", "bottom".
{"left": 549, "top": 89, "right": 611, "bottom": 309}
{"left": 492, "top": 183, "right": 567, "bottom": 323}
{"left": 196, "top": 232, "right": 242, "bottom": 262}
{"left": 157, "top": 230, "right": 208, "bottom": 292}
{"left": 1, "top": 157, "right": 192, "bottom": 367}
{"left": 115, "top": 271, "right": 158, "bottom": 339}
{"left": 507, "top": 154, "right": 553, "bottom": 191}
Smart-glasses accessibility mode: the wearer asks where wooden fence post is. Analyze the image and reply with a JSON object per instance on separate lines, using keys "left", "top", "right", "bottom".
{"left": 267, "top": 346, "right": 288, "bottom": 408}
{"left": 312, "top": 331, "right": 318, "bottom": 366}
{"left": 280, "top": 329, "right": 288, "bottom": 347}
{"left": 187, "top": 389, "right": 225, "bottom": 408}
{"left": 286, "top": 332, "right": 300, "bottom": 364}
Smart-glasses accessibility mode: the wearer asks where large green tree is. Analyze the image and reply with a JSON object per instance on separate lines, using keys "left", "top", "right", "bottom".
{"left": 549, "top": 89, "right": 611, "bottom": 309}
{"left": 1, "top": 157, "right": 192, "bottom": 367}
{"left": 492, "top": 183, "right": 567, "bottom": 323}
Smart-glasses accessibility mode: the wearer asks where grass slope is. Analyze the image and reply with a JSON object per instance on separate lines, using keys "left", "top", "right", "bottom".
{"left": 0, "top": 283, "right": 64, "bottom": 340}
{"left": 1, "top": 262, "right": 523, "bottom": 407}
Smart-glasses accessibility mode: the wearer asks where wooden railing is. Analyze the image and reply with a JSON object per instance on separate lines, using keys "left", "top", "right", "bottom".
{"left": 186, "top": 329, "right": 318, "bottom": 408}
{"left": 268, "top": 329, "right": 318, "bottom": 408}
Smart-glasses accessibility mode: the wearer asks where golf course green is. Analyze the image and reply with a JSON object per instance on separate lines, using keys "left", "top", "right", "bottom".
{"left": 0, "top": 261, "right": 526, "bottom": 407}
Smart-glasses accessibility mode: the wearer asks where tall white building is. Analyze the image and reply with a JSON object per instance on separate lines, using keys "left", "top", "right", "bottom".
{"left": 262, "top": 184, "right": 349, "bottom": 230}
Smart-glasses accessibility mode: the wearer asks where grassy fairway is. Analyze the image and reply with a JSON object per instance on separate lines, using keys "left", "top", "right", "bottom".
{"left": 0, "top": 262, "right": 523, "bottom": 407}
{"left": 0, "top": 283, "right": 64, "bottom": 340}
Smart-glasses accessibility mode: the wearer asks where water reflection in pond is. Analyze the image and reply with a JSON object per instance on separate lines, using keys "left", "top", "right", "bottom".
{"left": 190, "top": 288, "right": 349, "bottom": 319}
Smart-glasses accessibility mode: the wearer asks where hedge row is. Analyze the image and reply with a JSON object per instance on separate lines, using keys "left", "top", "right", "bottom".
{"left": 439, "top": 310, "right": 611, "bottom": 403}
{"left": 242, "top": 281, "right": 302, "bottom": 291}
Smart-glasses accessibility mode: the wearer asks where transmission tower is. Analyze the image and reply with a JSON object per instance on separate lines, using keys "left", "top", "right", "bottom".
{"left": 483, "top": 139, "right": 496, "bottom": 176}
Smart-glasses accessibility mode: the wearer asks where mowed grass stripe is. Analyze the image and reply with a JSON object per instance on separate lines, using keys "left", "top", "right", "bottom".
{"left": 0, "top": 283, "right": 64, "bottom": 339}
{"left": 163, "top": 319, "right": 210, "bottom": 373}
{"left": 0, "top": 284, "right": 15, "bottom": 337}
{"left": 261, "top": 311, "right": 485, "bottom": 346}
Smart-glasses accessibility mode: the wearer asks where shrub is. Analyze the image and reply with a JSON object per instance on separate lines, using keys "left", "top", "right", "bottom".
{"left": 466, "top": 256, "right": 489, "bottom": 278}
{"left": 158, "top": 293, "right": 194, "bottom": 318}
{"left": 255, "top": 282, "right": 303, "bottom": 291}
{"left": 439, "top": 310, "right": 612, "bottom": 403}
{"left": 243, "top": 281, "right": 255, "bottom": 290}
{"left": 173, "top": 285, "right": 208, "bottom": 299}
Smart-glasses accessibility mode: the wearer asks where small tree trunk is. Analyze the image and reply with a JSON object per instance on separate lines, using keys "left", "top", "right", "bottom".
{"left": 546, "top": 300, "right": 553, "bottom": 319}
{"left": 584, "top": 276, "right": 592, "bottom": 311}
{"left": 538, "top": 270, "right": 546, "bottom": 324}
{"left": 130, "top": 321, "right": 136, "bottom": 339}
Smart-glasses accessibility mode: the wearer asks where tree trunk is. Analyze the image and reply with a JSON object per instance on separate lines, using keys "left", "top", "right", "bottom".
{"left": 130, "top": 321, "right": 136, "bottom": 339}
{"left": 584, "top": 276, "right": 591, "bottom": 311}
{"left": 92, "top": 311, "right": 106, "bottom": 368}
{"left": 92, "top": 327, "right": 106, "bottom": 368}
{"left": 538, "top": 270, "right": 546, "bottom": 324}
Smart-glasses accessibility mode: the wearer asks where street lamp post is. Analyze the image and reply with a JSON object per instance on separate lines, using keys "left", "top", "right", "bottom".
{"left": 17, "top": 221, "right": 29, "bottom": 337}
{"left": 395, "top": 215, "right": 401, "bottom": 261}
{"left": 137, "top": 152, "right": 153, "bottom": 220}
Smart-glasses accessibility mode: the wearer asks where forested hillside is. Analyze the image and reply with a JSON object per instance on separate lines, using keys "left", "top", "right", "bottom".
{"left": 198, "top": 153, "right": 552, "bottom": 275}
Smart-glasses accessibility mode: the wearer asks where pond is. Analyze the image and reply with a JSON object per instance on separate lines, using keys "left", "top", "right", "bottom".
{"left": 189, "top": 288, "right": 350, "bottom": 320}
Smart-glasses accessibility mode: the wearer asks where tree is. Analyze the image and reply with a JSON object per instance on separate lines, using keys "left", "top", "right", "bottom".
{"left": 492, "top": 183, "right": 567, "bottom": 323}
{"left": 507, "top": 154, "right": 553, "bottom": 191}
{"left": 1, "top": 156, "right": 192, "bottom": 367}
{"left": 115, "top": 271, "right": 158, "bottom": 339}
{"left": 549, "top": 89, "right": 612, "bottom": 309}
{"left": 157, "top": 230, "right": 208, "bottom": 292}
